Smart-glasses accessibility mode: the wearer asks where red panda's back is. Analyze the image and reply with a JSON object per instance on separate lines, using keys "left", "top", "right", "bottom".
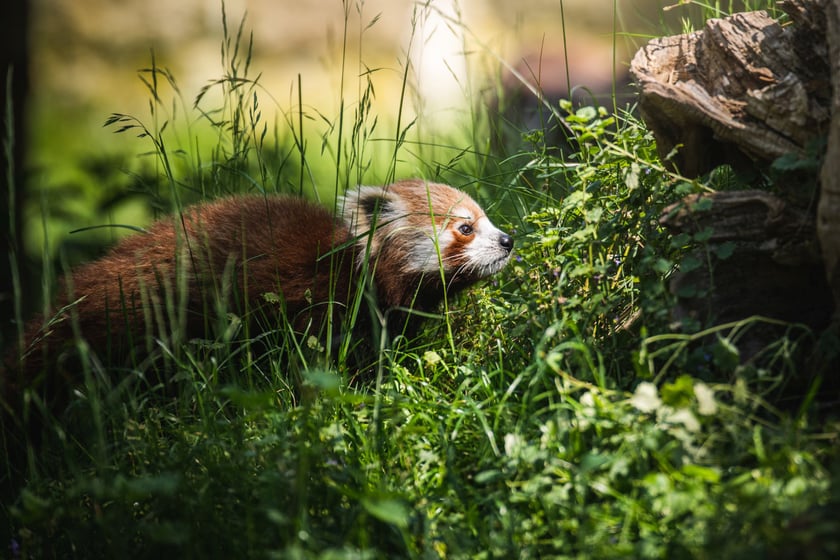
{"left": 8, "top": 195, "right": 357, "bottom": 396}
{"left": 181, "top": 195, "right": 356, "bottom": 316}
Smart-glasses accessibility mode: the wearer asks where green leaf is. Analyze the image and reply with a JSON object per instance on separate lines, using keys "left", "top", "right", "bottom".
{"left": 580, "top": 452, "right": 611, "bottom": 473}
{"left": 575, "top": 106, "right": 598, "bottom": 121}
{"left": 362, "top": 498, "right": 410, "bottom": 529}
{"left": 661, "top": 375, "right": 695, "bottom": 408}
{"left": 772, "top": 152, "right": 818, "bottom": 172}
{"left": 693, "top": 227, "right": 714, "bottom": 243}
{"left": 670, "top": 232, "right": 692, "bottom": 249}
{"left": 714, "top": 241, "right": 736, "bottom": 260}
{"left": 711, "top": 337, "right": 740, "bottom": 372}
{"left": 475, "top": 470, "right": 503, "bottom": 484}
{"left": 681, "top": 464, "right": 721, "bottom": 483}
{"left": 679, "top": 254, "right": 703, "bottom": 273}
{"left": 692, "top": 197, "right": 713, "bottom": 212}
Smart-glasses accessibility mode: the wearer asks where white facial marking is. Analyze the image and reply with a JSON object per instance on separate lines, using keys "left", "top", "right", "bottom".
{"left": 462, "top": 216, "right": 511, "bottom": 277}
{"left": 451, "top": 206, "right": 474, "bottom": 222}
{"left": 405, "top": 205, "right": 474, "bottom": 274}
{"left": 405, "top": 233, "right": 439, "bottom": 274}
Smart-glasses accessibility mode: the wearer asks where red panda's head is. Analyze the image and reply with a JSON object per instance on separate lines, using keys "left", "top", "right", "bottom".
{"left": 341, "top": 179, "right": 513, "bottom": 305}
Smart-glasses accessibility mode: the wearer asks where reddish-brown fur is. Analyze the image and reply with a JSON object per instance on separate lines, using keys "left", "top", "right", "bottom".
{"left": 2, "top": 179, "right": 513, "bottom": 414}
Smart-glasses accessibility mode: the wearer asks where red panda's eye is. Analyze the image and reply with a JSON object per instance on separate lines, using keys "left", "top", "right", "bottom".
{"left": 458, "top": 223, "right": 474, "bottom": 236}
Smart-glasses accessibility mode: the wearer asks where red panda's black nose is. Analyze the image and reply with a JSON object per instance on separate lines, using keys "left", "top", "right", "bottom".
{"left": 499, "top": 234, "right": 514, "bottom": 253}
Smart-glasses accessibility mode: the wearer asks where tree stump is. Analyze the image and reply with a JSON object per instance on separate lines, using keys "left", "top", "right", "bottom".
{"left": 630, "top": 0, "right": 831, "bottom": 177}
{"left": 631, "top": 0, "right": 839, "bottom": 334}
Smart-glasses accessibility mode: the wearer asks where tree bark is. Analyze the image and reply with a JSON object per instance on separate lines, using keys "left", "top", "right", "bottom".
{"left": 630, "top": 1, "right": 831, "bottom": 177}
{"left": 631, "top": 0, "right": 840, "bottom": 336}
{"left": 661, "top": 191, "right": 832, "bottom": 355}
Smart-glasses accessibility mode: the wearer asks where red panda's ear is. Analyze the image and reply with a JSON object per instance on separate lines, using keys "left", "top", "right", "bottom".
{"left": 351, "top": 188, "right": 401, "bottom": 227}
{"left": 360, "top": 191, "right": 393, "bottom": 222}
{"left": 341, "top": 186, "right": 402, "bottom": 237}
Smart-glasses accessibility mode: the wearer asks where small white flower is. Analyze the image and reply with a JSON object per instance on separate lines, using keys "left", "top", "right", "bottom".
{"left": 504, "top": 433, "right": 524, "bottom": 457}
{"left": 694, "top": 382, "right": 718, "bottom": 416}
{"left": 631, "top": 382, "right": 662, "bottom": 413}
{"left": 423, "top": 350, "right": 442, "bottom": 366}
{"left": 668, "top": 409, "right": 701, "bottom": 432}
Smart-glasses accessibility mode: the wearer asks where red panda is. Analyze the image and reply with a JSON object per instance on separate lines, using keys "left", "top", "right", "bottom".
{"left": 2, "top": 179, "right": 513, "bottom": 411}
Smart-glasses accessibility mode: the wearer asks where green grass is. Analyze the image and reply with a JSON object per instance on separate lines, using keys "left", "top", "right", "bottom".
{"left": 4, "top": 1, "right": 840, "bottom": 558}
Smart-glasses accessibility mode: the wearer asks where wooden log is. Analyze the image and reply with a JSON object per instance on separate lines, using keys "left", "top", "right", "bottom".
{"left": 629, "top": 1, "right": 831, "bottom": 177}
{"left": 660, "top": 191, "right": 832, "bottom": 355}
{"left": 632, "top": 0, "right": 840, "bottom": 326}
